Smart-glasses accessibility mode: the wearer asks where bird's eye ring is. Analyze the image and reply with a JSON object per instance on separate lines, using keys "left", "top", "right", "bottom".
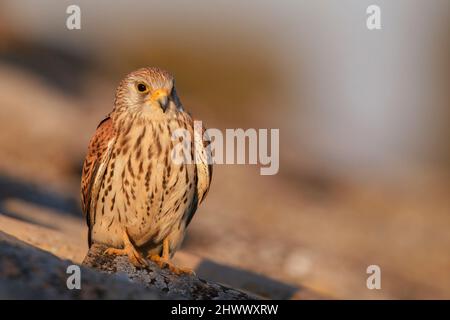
{"left": 136, "top": 83, "right": 148, "bottom": 93}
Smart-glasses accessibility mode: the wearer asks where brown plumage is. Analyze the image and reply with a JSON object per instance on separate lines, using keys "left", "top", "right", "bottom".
{"left": 81, "top": 67, "right": 212, "bottom": 272}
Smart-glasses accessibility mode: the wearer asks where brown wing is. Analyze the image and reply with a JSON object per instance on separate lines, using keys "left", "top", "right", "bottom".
{"left": 194, "top": 120, "right": 213, "bottom": 204}
{"left": 80, "top": 116, "right": 116, "bottom": 246}
{"left": 181, "top": 116, "right": 213, "bottom": 228}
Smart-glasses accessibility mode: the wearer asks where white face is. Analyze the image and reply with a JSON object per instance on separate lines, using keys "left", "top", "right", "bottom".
{"left": 114, "top": 74, "right": 182, "bottom": 123}
{"left": 127, "top": 76, "right": 173, "bottom": 112}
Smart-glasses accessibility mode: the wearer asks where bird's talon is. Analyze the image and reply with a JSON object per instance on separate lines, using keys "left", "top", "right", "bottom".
{"left": 104, "top": 247, "right": 126, "bottom": 256}
{"left": 148, "top": 254, "right": 167, "bottom": 268}
{"left": 102, "top": 231, "right": 148, "bottom": 268}
{"left": 168, "top": 265, "right": 195, "bottom": 276}
{"left": 148, "top": 254, "right": 193, "bottom": 275}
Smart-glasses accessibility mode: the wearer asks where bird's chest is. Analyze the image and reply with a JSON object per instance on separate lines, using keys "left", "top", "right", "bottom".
{"left": 94, "top": 121, "right": 196, "bottom": 246}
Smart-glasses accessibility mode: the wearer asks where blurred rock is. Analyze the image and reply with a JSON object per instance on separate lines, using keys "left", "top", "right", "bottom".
{"left": 0, "top": 231, "right": 163, "bottom": 299}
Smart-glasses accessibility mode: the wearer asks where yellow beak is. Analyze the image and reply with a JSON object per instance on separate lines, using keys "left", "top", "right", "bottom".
{"left": 151, "top": 89, "right": 169, "bottom": 112}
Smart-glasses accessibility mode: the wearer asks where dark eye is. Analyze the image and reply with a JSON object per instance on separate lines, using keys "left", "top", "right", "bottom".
{"left": 137, "top": 83, "right": 148, "bottom": 92}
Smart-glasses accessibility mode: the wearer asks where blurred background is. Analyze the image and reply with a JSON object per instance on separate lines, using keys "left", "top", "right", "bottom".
{"left": 0, "top": 0, "right": 448, "bottom": 299}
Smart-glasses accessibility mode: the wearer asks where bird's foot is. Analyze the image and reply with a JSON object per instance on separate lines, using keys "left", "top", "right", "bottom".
{"left": 104, "top": 246, "right": 148, "bottom": 268}
{"left": 104, "top": 231, "right": 148, "bottom": 269}
{"left": 148, "top": 254, "right": 195, "bottom": 275}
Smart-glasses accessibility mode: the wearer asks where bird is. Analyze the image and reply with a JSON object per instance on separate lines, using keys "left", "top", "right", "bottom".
{"left": 80, "top": 67, "right": 212, "bottom": 274}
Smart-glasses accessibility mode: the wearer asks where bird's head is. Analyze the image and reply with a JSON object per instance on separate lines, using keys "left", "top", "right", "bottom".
{"left": 112, "top": 67, "right": 183, "bottom": 123}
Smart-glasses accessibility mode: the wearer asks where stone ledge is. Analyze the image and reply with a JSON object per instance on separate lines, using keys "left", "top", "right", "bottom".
{"left": 82, "top": 243, "right": 257, "bottom": 300}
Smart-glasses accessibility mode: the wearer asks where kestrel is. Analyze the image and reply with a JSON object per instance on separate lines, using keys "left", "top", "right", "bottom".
{"left": 81, "top": 67, "right": 212, "bottom": 273}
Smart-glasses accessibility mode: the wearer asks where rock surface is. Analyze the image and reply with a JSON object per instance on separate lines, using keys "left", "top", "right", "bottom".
{"left": 0, "top": 230, "right": 256, "bottom": 299}
{"left": 0, "top": 231, "right": 164, "bottom": 299}
{"left": 82, "top": 243, "right": 257, "bottom": 300}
